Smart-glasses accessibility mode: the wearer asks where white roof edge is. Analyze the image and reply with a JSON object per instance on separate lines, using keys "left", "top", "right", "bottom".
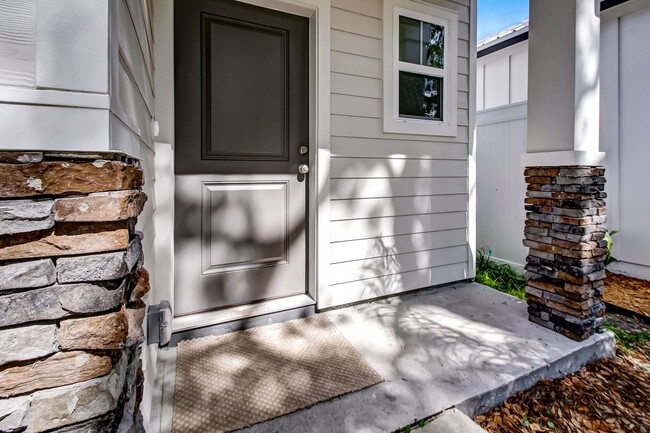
{"left": 477, "top": 19, "right": 529, "bottom": 51}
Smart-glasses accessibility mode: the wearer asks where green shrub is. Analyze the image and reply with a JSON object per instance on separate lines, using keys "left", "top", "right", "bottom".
{"left": 603, "top": 322, "right": 650, "bottom": 350}
{"left": 604, "top": 229, "right": 619, "bottom": 267}
{"left": 475, "top": 247, "right": 527, "bottom": 300}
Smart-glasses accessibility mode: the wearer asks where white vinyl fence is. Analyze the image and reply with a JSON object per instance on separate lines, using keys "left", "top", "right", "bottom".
{"left": 476, "top": 4, "right": 650, "bottom": 278}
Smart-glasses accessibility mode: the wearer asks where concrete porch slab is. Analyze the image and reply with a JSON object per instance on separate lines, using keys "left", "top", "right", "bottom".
{"left": 150, "top": 283, "right": 614, "bottom": 433}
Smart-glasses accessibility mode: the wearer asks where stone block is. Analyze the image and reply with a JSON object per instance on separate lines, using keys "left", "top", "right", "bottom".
{"left": 535, "top": 242, "right": 561, "bottom": 254}
{"left": 0, "top": 325, "right": 57, "bottom": 366}
{"left": 560, "top": 261, "right": 605, "bottom": 278}
{"left": 529, "top": 249, "right": 554, "bottom": 261}
{"left": 551, "top": 192, "right": 597, "bottom": 200}
{"left": 555, "top": 247, "right": 593, "bottom": 259}
{"left": 0, "top": 259, "right": 56, "bottom": 292}
{"left": 525, "top": 286, "right": 544, "bottom": 299}
{"left": 0, "top": 281, "right": 125, "bottom": 327}
{"left": 0, "top": 222, "right": 129, "bottom": 261}
{"left": 0, "top": 199, "right": 54, "bottom": 235}
{"left": 557, "top": 199, "right": 606, "bottom": 209}
{"left": 525, "top": 271, "right": 564, "bottom": 288}
{"left": 551, "top": 223, "right": 605, "bottom": 236}
{"left": 562, "top": 184, "right": 604, "bottom": 194}
{"left": 57, "top": 251, "right": 128, "bottom": 283}
{"left": 21, "top": 354, "right": 127, "bottom": 433}
{"left": 0, "top": 351, "right": 113, "bottom": 398}
{"left": 558, "top": 167, "right": 604, "bottom": 177}
{"left": 525, "top": 197, "right": 554, "bottom": 207}
{"left": 554, "top": 255, "right": 594, "bottom": 268}
{"left": 524, "top": 232, "right": 554, "bottom": 244}
{"left": 524, "top": 263, "right": 559, "bottom": 279}
{"left": 524, "top": 176, "right": 555, "bottom": 185}
{"left": 47, "top": 410, "right": 120, "bottom": 433}
{"left": 59, "top": 309, "right": 128, "bottom": 350}
{"left": 551, "top": 231, "right": 590, "bottom": 243}
{"left": 551, "top": 238, "right": 591, "bottom": 251}
{"left": 529, "top": 315, "right": 555, "bottom": 331}
{"left": 557, "top": 269, "right": 606, "bottom": 285}
{"left": 524, "top": 167, "right": 560, "bottom": 177}
{"left": 543, "top": 291, "right": 594, "bottom": 310}
{"left": 553, "top": 215, "right": 596, "bottom": 226}
{"left": 526, "top": 191, "right": 554, "bottom": 199}
{"left": 0, "top": 152, "right": 43, "bottom": 163}
{"left": 556, "top": 176, "right": 606, "bottom": 186}
{"left": 524, "top": 226, "right": 549, "bottom": 236}
{"left": 126, "top": 304, "right": 146, "bottom": 347}
{"left": 525, "top": 204, "right": 553, "bottom": 214}
{"left": 527, "top": 213, "right": 554, "bottom": 223}
{"left": 130, "top": 267, "right": 150, "bottom": 302}
{"left": 557, "top": 286, "right": 594, "bottom": 301}
{"left": 527, "top": 278, "right": 559, "bottom": 293}
{"left": 545, "top": 300, "right": 590, "bottom": 318}
{"left": 124, "top": 236, "right": 143, "bottom": 271}
{"left": 54, "top": 191, "right": 148, "bottom": 222}
{"left": 525, "top": 219, "right": 550, "bottom": 228}
{"left": 0, "top": 395, "right": 30, "bottom": 432}
{"left": 552, "top": 207, "right": 597, "bottom": 217}
{"left": 527, "top": 183, "right": 562, "bottom": 192}
{"left": 0, "top": 161, "right": 143, "bottom": 198}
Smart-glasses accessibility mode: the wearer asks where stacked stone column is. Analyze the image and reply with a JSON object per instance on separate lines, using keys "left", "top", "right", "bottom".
{"left": 523, "top": 166, "right": 607, "bottom": 341}
{"left": 0, "top": 151, "right": 150, "bottom": 432}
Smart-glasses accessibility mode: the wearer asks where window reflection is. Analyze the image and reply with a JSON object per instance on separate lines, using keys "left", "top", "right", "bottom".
{"left": 398, "top": 16, "right": 444, "bottom": 68}
{"left": 399, "top": 71, "right": 443, "bottom": 121}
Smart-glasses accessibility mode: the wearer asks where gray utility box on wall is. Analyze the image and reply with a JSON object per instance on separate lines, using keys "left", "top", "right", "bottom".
{"left": 147, "top": 301, "right": 173, "bottom": 346}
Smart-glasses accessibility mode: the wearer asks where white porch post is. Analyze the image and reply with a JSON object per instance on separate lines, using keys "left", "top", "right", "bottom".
{"left": 523, "top": 0, "right": 603, "bottom": 166}
{"left": 521, "top": 0, "right": 607, "bottom": 341}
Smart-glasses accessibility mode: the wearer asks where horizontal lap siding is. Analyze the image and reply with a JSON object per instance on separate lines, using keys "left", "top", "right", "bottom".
{"left": 114, "top": 0, "right": 155, "bottom": 154}
{"left": 0, "top": 0, "right": 35, "bottom": 86}
{"left": 114, "top": 0, "right": 156, "bottom": 273}
{"left": 324, "top": 0, "right": 471, "bottom": 308}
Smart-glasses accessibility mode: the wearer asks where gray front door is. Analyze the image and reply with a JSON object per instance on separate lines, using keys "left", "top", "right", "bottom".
{"left": 174, "top": 0, "right": 309, "bottom": 317}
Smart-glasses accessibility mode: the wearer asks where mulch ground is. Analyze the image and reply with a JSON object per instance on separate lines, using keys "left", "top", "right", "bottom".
{"left": 604, "top": 272, "right": 650, "bottom": 318}
{"left": 474, "top": 317, "right": 650, "bottom": 433}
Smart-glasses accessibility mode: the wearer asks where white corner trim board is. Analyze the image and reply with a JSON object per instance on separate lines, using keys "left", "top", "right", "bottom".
{"left": 520, "top": 150, "right": 607, "bottom": 167}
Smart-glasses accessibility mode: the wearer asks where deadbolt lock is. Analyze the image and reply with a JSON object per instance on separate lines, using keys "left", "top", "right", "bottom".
{"left": 298, "top": 164, "right": 310, "bottom": 175}
{"left": 299, "top": 145, "right": 309, "bottom": 155}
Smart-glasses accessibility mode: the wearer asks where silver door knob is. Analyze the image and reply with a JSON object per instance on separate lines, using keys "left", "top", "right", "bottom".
{"left": 298, "top": 164, "right": 310, "bottom": 175}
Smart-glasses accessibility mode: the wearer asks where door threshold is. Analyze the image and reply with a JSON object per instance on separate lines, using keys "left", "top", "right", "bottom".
{"left": 172, "top": 293, "right": 316, "bottom": 333}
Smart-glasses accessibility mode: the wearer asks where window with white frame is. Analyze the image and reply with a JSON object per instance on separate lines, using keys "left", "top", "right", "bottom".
{"left": 383, "top": 0, "right": 459, "bottom": 136}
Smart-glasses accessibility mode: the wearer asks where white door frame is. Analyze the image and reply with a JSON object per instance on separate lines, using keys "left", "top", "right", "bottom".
{"left": 152, "top": 0, "right": 331, "bottom": 332}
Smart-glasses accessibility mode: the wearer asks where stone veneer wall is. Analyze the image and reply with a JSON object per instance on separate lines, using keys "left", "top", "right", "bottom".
{"left": 0, "top": 151, "right": 150, "bottom": 432}
{"left": 523, "top": 166, "right": 607, "bottom": 341}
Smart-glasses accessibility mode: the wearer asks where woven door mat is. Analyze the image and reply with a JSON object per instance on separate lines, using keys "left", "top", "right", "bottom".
{"left": 172, "top": 315, "right": 383, "bottom": 432}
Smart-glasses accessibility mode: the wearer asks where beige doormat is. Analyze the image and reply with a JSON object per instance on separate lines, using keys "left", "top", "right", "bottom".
{"left": 172, "top": 315, "right": 382, "bottom": 433}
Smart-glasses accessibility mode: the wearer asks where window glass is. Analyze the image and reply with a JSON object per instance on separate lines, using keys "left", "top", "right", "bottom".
{"left": 399, "top": 16, "right": 421, "bottom": 64}
{"left": 423, "top": 22, "right": 444, "bottom": 68}
{"left": 399, "top": 16, "right": 445, "bottom": 68}
{"left": 398, "top": 71, "right": 443, "bottom": 121}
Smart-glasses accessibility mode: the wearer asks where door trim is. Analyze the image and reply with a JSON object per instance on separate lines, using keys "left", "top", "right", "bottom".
{"left": 161, "top": 0, "right": 331, "bottom": 332}
{"left": 172, "top": 293, "right": 315, "bottom": 332}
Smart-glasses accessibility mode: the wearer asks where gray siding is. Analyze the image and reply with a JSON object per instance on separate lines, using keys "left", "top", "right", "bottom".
{"left": 111, "top": 0, "right": 156, "bottom": 276}
{"left": 325, "top": 0, "right": 471, "bottom": 307}
{"left": 0, "top": 0, "right": 35, "bottom": 86}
